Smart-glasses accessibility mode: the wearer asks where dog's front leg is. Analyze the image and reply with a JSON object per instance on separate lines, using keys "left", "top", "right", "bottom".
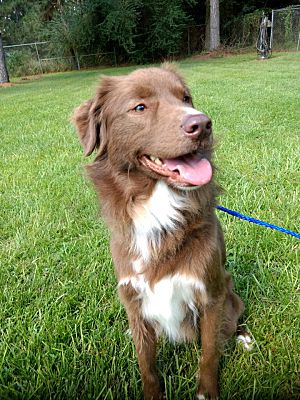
{"left": 197, "top": 302, "right": 223, "bottom": 400}
{"left": 119, "top": 285, "right": 163, "bottom": 400}
{"left": 132, "top": 318, "right": 162, "bottom": 400}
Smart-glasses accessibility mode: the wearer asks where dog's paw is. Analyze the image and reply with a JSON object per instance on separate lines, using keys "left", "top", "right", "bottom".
{"left": 236, "top": 331, "right": 253, "bottom": 351}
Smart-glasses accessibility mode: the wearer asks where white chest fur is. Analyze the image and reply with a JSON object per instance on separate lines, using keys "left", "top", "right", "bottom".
{"left": 131, "top": 181, "right": 188, "bottom": 263}
{"left": 119, "top": 274, "right": 207, "bottom": 341}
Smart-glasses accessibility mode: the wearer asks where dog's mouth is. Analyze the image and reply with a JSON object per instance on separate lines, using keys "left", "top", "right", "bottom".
{"left": 140, "top": 153, "right": 212, "bottom": 187}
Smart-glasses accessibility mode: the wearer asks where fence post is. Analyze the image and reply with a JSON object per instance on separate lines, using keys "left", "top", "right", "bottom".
{"left": 75, "top": 50, "right": 80, "bottom": 70}
{"left": 34, "top": 42, "right": 43, "bottom": 74}
{"left": 270, "top": 10, "right": 274, "bottom": 50}
{"left": 113, "top": 47, "right": 117, "bottom": 66}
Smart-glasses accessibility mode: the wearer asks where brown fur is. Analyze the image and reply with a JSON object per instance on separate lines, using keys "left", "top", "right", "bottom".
{"left": 73, "top": 65, "right": 244, "bottom": 400}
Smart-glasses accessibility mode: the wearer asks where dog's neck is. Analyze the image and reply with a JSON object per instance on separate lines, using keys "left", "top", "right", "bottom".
{"left": 87, "top": 161, "right": 216, "bottom": 262}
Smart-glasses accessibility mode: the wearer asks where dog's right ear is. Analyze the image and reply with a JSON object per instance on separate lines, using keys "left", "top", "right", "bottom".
{"left": 73, "top": 98, "right": 102, "bottom": 157}
{"left": 73, "top": 76, "right": 121, "bottom": 156}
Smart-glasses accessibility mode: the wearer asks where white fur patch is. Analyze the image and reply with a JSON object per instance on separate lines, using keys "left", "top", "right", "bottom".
{"left": 118, "top": 274, "right": 207, "bottom": 341}
{"left": 182, "top": 106, "right": 204, "bottom": 116}
{"left": 132, "top": 181, "right": 187, "bottom": 262}
{"left": 196, "top": 395, "right": 206, "bottom": 400}
{"left": 237, "top": 333, "right": 253, "bottom": 351}
{"left": 132, "top": 259, "right": 143, "bottom": 273}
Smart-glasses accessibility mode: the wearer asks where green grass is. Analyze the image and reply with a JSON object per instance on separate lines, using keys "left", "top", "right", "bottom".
{"left": 0, "top": 52, "right": 299, "bottom": 399}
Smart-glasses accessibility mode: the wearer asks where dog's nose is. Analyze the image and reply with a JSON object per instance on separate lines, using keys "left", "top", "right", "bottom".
{"left": 181, "top": 113, "right": 212, "bottom": 139}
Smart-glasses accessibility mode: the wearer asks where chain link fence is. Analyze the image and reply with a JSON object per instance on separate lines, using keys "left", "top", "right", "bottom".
{"left": 3, "top": 41, "right": 116, "bottom": 76}
{"left": 271, "top": 6, "right": 300, "bottom": 50}
{"left": 4, "top": 25, "right": 206, "bottom": 77}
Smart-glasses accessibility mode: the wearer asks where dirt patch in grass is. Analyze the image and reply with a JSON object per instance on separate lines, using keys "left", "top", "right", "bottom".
{"left": 1, "top": 75, "right": 43, "bottom": 88}
{"left": 191, "top": 47, "right": 253, "bottom": 60}
{"left": 0, "top": 82, "right": 13, "bottom": 88}
{"left": 17, "top": 75, "right": 42, "bottom": 83}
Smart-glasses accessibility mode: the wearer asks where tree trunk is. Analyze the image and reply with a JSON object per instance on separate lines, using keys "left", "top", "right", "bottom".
{"left": 205, "top": 0, "right": 220, "bottom": 51}
{"left": 205, "top": 0, "right": 210, "bottom": 50}
{"left": 0, "top": 32, "right": 9, "bottom": 83}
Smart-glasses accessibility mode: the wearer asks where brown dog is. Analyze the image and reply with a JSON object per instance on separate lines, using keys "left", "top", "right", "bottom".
{"left": 73, "top": 65, "right": 249, "bottom": 399}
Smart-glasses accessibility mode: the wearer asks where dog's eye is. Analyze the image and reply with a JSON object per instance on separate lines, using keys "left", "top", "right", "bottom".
{"left": 134, "top": 104, "right": 146, "bottom": 112}
{"left": 183, "top": 95, "right": 191, "bottom": 103}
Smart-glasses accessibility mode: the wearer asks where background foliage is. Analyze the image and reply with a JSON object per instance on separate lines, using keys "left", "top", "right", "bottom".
{"left": 1, "top": 0, "right": 299, "bottom": 71}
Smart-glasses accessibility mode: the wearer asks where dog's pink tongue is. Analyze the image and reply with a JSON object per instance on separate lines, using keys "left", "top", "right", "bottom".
{"left": 163, "top": 156, "right": 212, "bottom": 185}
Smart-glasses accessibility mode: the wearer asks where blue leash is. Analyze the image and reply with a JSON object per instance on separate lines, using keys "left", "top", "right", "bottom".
{"left": 216, "top": 205, "right": 300, "bottom": 240}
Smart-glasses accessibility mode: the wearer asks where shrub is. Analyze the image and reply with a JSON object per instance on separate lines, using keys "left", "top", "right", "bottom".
{"left": 6, "top": 49, "right": 40, "bottom": 77}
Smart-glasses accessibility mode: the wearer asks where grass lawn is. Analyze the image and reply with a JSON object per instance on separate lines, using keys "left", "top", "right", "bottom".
{"left": 0, "top": 52, "right": 299, "bottom": 399}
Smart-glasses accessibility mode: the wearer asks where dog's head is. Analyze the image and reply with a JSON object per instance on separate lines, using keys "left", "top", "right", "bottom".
{"left": 73, "top": 65, "right": 214, "bottom": 190}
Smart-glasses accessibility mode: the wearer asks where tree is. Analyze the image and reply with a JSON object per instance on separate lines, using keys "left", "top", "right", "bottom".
{"left": 205, "top": 0, "right": 220, "bottom": 51}
{"left": 99, "top": 0, "right": 140, "bottom": 58}
{"left": 0, "top": 32, "right": 9, "bottom": 83}
{"left": 145, "top": 0, "right": 193, "bottom": 60}
{"left": 0, "top": 1, "right": 52, "bottom": 44}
